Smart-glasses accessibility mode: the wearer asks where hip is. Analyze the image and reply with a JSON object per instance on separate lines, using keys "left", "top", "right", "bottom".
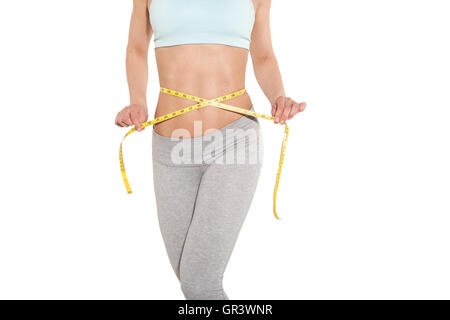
{"left": 152, "top": 106, "right": 263, "bottom": 167}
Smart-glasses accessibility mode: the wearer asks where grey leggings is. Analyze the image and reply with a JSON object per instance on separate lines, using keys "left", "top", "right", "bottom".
{"left": 152, "top": 108, "right": 263, "bottom": 300}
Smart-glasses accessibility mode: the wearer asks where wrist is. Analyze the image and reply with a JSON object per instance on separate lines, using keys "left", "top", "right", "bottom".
{"left": 130, "top": 100, "right": 147, "bottom": 108}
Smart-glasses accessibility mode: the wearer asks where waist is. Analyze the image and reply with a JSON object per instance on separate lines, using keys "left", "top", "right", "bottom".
{"left": 153, "top": 87, "right": 253, "bottom": 138}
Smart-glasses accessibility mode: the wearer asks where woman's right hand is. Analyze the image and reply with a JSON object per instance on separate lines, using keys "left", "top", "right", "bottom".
{"left": 115, "top": 104, "right": 149, "bottom": 132}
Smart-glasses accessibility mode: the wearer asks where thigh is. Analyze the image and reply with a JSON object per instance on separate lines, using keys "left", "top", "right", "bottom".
{"left": 179, "top": 159, "right": 263, "bottom": 282}
{"left": 152, "top": 159, "right": 203, "bottom": 278}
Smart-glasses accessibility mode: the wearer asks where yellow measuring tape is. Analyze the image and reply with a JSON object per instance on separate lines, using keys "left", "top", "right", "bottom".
{"left": 119, "top": 87, "right": 289, "bottom": 219}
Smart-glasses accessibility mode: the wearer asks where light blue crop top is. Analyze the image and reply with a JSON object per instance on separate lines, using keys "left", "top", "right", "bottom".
{"left": 149, "top": 0, "right": 256, "bottom": 50}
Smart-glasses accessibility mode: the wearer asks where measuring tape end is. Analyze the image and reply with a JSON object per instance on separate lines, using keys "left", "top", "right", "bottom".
{"left": 273, "top": 209, "right": 281, "bottom": 220}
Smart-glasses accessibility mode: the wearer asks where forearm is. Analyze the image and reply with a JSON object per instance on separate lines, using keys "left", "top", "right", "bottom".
{"left": 252, "top": 55, "right": 286, "bottom": 106}
{"left": 126, "top": 48, "right": 149, "bottom": 107}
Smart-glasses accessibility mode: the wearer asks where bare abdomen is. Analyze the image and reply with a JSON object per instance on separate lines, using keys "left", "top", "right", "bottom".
{"left": 152, "top": 44, "right": 254, "bottom": 138}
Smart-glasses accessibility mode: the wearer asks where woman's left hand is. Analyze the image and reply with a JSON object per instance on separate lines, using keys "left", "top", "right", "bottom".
{"left": 272, "top": 96, "right": 307, "bottom": 124}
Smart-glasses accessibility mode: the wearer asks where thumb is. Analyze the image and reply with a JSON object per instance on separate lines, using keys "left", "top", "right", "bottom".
{"left": 131, "top": 113, "right": 144, "bottom": 132}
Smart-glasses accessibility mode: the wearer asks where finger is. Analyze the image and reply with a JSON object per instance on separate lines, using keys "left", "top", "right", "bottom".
{"left": 131, "top": 111, "right": 145, "bottom": 132}
{"left": 287, "top": 104, "right": 297, "bottom": 119}
{"left": 138, "top": 111, "right": 148, "bottom": 130}
{"left": 288, "top": 102, "right": 307, "bottom": 119}
{"left": 115, "top": 111, "right": 124, "bottom": 126}
{"left": 288, "top": 103, "right": 300, "bottom": 119}
{"left": 280, "top": 98, "right": 293, "bottom": 124}
{"left": 120, "top": 118, "right": 133, "bottom": 127}
{"left": 121, "top": 112, "right": 133, "bottom": 126}
{"left": 299, "top": 102, "right": 307, "bottom": 112}
{"left": 271, "top": 106, "right": 277, "bottom": 123}
{"left": 271, "top": 100, "right": 279, "bottom": 122}
{"left": 115, "top": 116, "right": 122, "bottom": 127}
{"left": 274, "top": 98, "right": 285, "bottom": 124}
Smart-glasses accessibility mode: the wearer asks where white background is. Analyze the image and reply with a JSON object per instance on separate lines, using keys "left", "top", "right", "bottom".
{"left": 0, "top": 0, "right": 449, "bottom": 299}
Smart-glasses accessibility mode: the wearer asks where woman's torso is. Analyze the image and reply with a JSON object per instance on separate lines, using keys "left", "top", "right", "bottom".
{"left": 149, "top": 0, "right": 257, "bottom": 138}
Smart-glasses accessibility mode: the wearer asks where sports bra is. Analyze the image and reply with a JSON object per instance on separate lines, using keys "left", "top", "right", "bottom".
{"left": 149, "top": 0, "right": 256, "bottom": 50}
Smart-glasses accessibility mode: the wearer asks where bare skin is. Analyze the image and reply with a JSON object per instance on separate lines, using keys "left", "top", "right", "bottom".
{"left": 115, "top": 0, "right": 306, "bottom": 136}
